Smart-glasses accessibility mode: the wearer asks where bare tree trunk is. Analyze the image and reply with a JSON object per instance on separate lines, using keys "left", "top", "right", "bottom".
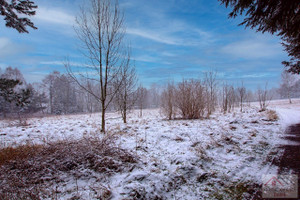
{"left": 288, "top": 90, "right": 292, "bottom": 104}
{"left": 113, "top": 52, "right": 138, "bottom": 124}
{"left": 49, "top": 85, "right": 53, "bottom": 114}
{"left": 140, "top": 104, "right": 143, "bottom": 117}
{"left": 204, "top": 70, "right": 217, "bottom": 117}
{"left": 137, "top": 86, "right": 147, "bottom": 118}
{"left": 101, "top": 105, "right": 105, "bottom": 132}
{"left": 237, "top": 82, "right": 246, "bottom": 112}
{"left": 123, "top": 108, "right": 127, "bottom": 123}
{"left": 161, "top": 82, "right": 175, "bottom": 120}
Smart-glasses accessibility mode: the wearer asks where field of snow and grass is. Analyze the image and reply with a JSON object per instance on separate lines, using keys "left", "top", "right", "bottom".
{"left": 0, "top": 99, "right": 299, "bottom": 199}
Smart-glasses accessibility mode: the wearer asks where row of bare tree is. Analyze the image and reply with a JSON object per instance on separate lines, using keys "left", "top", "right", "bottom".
{"left": 160, "top": 72, "right": 278, "bottom": 120}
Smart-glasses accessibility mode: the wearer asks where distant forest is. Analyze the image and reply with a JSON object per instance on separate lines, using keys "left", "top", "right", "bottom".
{"left": 0, "top": 66, "right": 299, "bottom": 120}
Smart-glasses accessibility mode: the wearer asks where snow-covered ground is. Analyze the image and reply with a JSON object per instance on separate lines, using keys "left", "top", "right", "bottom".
{"left": 0, "top": 99, "right": 299, "bottom": 199}
{"left": 268, "top": 98, "right": 300, "bottom": 128}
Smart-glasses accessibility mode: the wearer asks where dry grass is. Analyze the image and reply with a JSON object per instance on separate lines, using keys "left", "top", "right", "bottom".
{"left": 0, "top": 134, "right": 137, "bottom": 199}
{"left": 212, "top": 181, "right": 261, "bottom": 200}
{"left": 266, "top": 110, "right": 279, "bottom": 121}
{"left": 193, "top": 143, "right": 210, "bottom": 160}
{"left": 0, "top": 145, "right": 42, "bottom": 166}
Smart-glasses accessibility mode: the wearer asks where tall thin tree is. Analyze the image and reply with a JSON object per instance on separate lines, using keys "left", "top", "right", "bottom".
{"left": 66, "top": 0, "right": 129, "bottom": 133}
{"left": 237, "top": 81, "right": 246, "bottom": 112}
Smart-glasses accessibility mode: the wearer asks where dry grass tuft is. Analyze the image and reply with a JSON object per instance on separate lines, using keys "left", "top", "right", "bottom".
{"left": 193, "top": 143, "right": 210, "bottom": 160}
{"left": 266, "top": 110, "right": 279, "bottom": 121}
{"left": 0, "top": 134, "right": 137, "bottom": 199}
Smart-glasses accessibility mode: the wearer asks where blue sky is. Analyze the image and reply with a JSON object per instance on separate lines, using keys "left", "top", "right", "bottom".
{"left": 0, "top": 0, "right": 288, "bottom": 89}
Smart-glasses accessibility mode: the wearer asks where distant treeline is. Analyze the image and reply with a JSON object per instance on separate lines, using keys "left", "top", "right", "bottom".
{"left": 0, "top": 67, "right": 299, "bottom": 120}
{"left": 0, "top": 67, "right": 160, "bottom": 119}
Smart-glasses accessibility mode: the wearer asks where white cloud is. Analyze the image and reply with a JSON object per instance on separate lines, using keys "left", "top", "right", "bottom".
{"left": 127, "top": 27, "right": 213, "bottom": 47}
{"left": 23, "top": 72, "right": 48, "bottom": 83}
{"left": 0, "top": 38, "right": 12, "bottom": 57}
{"left": 133, "top": 55, "right": 158, "bottom": 63}
{"left": 40, "top": 60, "right": 89, "bottom": 68}
{"left": 40, "top": 61, "right": 64, "bottom": 65}
{"left": 0, "top": 38, "right": 29, "bottom": 59}
{"left": 220, "top": 39, "right": 283, "bottom": 59}
{"left": 127, "top": 28, "right": 180, "bottom": 45}
{"left": 241, "top": 73, "right": 272, "bottom": 78}
{"left": 0, "top": 63, "right": 7, "bottom": 71}
{"left": 34, "top": 7, "right": 75, "bottom": 26}
{"left": 161, "top": 52, "right": 176, "bottom": 57}
{"left": 125, "top": 1, "right": 214, "bottom": 47}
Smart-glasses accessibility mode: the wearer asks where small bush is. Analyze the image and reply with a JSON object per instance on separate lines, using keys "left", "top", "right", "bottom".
{"left": 266, "top": 110, "right": 279, "bottom": 121}
{"left": 175, "top": 79, "right": 206, "bottom": 119}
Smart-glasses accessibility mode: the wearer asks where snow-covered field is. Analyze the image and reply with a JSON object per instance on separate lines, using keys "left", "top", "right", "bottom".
{"left": 0, "top": 99, "right": 299, "bottom": 199}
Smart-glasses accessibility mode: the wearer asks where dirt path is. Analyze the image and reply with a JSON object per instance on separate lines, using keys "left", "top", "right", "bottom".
{"left": 277, "top": 123, "right": 300, "bottom": 199}
{"left": 252, "top": 123, "right": 300, "bottom": 200}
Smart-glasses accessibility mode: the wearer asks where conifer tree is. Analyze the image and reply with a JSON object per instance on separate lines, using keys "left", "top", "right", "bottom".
{"left": 0, "top": 0, "right": 37, "bottom": 33}
{"left": 219, "top": 0, "right": 299, "bottom": 74}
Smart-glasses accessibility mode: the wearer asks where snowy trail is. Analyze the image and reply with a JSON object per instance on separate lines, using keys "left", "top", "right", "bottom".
{"left": 275, "top": 107, "right": 300, "bottom": 128}
{"left": 261, "top": 98, "right": 300, "bottom": 128}
{"left": 268, "top": 99, "right": 300, "bottom": 199}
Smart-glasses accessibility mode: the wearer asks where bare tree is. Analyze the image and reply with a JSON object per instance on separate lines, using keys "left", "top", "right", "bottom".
{"left": 161, "top": 82, "right": 175, "bottom": 120}
{"left": 279, "top": 70, "right": 296, "bottom": 104}
{"left": 221, "top": 83, "right": 237, "bottom": 113}
{"left": 237, "top": 81, "right": 246, "bottom": 112}
{"left": 42, "top": 71, "right": 60, "bottom": 114}
{"left": 204, "top": 70, "right": 218, "bottom": 117}
{"left": 257, "top": 83, "right": 272, "bottom": 111}
{"left": 83, "top": 80, "right": 100, "bottom": 113}
{"left": 245, "top": 90, "right": 254, "bottom": 106}
{"left": 114, "top": 55, "right": 138, "bottom": 123}
{"left": 228, "top": 85, "right": 236, "bottom": 112}
{"left": 1, "top": 66, "right": 26, "bottom": 83}
{"left": 136, "top": 86, "right": 147, "bottom": 117}
{"left": 66, "top": 0, "right": 128, "bottom": 132}
{"left": 148, "top": 83, "right": 160, "bottom": 108}
{"left": 221, "top": 82, "right": 229, "bottom": 113}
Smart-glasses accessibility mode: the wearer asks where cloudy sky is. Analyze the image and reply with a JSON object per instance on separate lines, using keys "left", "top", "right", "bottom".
{"left": 0, "top": 0, "right": 288, "bottom": 89}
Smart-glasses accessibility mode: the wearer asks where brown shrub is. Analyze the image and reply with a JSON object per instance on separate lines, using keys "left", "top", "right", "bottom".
{"left": 175, "top": 79, "right": 206, "bottom": 119}
{"left": 266, "top": 110, "right": 279, "bottom": 121}
{"left": 0, "top": 134, "right": 137, "bottom": 199}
